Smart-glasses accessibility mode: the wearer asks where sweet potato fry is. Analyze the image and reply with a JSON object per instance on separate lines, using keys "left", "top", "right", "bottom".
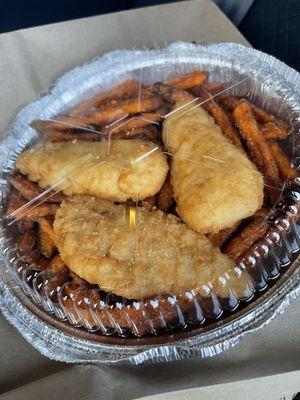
{"left": 6, "top": 198, "right": 27, "bottom": 218}
{"left": 38, "top": 129, "right": 101, "bottom": 142}
{"left": 9, "top": 174, "right": 65, "bottom": 203}
{"left": 103, "top": 112, "right": 163, "bottom": 136}
{"left": 156, "top": 175, "right": 174, "bottom": 213}
{"left": 17, "top": 230, "right": 37, "bottom": 254}
{"left": 117, "top": 125, "right": 159, "bottom": 141}
{"left": 190, "top": 86, "right": 243, "bottom": 150}
{"left": 69, "top": 80, "right": 141, "bottom": 117}
{"left": 269, "top": 141, "right": 298, "bottom": 180}
{"left": 48, "top": 254, "right": 67, "bottom": 274}
{"left": 17, "top": 219, "right": 35, "bottom": 233}
{"left": 9, "top": 202, "right": 59, "bottom": 220}
{"left": 153, "top": 82, "right": 193, "bottom": 103}
{"left": 38, "top": 217, "right": 56, "bottom": 258}
{"left": 208, "top": 224, "right": 238, "bottom": 247}
{"left": 233, "top": 101, "right": 279, "bottom": 204}
{"left": 78, "top": 96, "right": 164, "bottom": 126}
{"left": 164, "top": 70, "right": 208, "bottom": 90}
{"left": 218, "top": 95, "right": 240, "bottom": 110}
{"left": 141, "top": 195, "right": 157, "bottom": 210}
{"left": 31, "top": 117, "right": 94, "bottom": 133}
{"left": 202, "top": 82, "right": 230, "bottom": 95}
{"left": 224, "top": 216, "right": 270, "bottom": 262}
{"left": 261, "top": 122, "right": 289, "bottom": 140}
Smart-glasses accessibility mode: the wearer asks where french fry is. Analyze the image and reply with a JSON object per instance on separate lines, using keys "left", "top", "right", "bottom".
{"left": 9, "top": 202, "right": 59, "bottom": 220}
{"left": 48, "top": 254, "right": 67, "bottom": 274}
{"left": 156, "top": 175, "right": 174, "bottom": 213}
{"left": 190, "top": 86, "right": 243, "bottom": 150}
{"left": 69, "top": 80, "right": 141, "bottom": 117}
{"left": 6, "top": 198, "right": 27, "bottom": 218}
{"left": 38, "top": 217, "right": 56, "bottom": 258}
{"left": 141, "top": 195, "right": 157, "bottom": 210}
{"left": 224, "top": 215, "right": 269, "bottom": 262}
{"left": 78, "top": 96, "right": 164, "bottom": 126}
{"left": 261, "top": 122, "right": 289, "bottom": 140}
{"left": 218, "top": 95, "right": 240, "bottom": 110}
{"left": 269, "top": 141, "right": 298, "bottom": 180}
{"left": 9, "top": 174, "right": 65, "bottom": 203}
{"left": 17, "top": 231, "right": 37, "bottom": 254}
{"left": 38, "top": 129, "right": 101, "bottom": 142}
{"left": 153, "top": 82, "right": 193, "bottom": 103}
{"left": 31, "top": 117, "right": 94, "bottom": 133}
{"left": 208, "top": 224, "right": 238, "bottom": 247}
{"left": 164, "top": 70, "right": 208, "bottom": 90}
{"left": 17, "top": 219, "right": 35, "bottom": 233}
{"left": 233, "top": 100, "right": 279, "bottom": 204}
{"left": 103, "top": 112, "right": 163, "bottom": 136}
{"left": 202, "top": 82, "right": 230, "bottom": 95}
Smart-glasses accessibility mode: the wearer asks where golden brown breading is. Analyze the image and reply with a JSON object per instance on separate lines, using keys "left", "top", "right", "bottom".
{"left": 16, "top": 140, "right": 168, "bottom": 202}
{"left": 162, "top": 101, "right": 264, "bottom": 233}
{"left": 54, "top": 196, "right": 253, "bottom": 299}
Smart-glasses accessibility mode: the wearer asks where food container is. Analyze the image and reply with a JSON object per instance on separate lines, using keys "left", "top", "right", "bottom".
{"left": 0, "top": 42, "right": 299, "bottom": 364}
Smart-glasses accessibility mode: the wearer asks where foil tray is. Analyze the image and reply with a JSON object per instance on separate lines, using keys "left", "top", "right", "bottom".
{"left": 0, "top": 41, "right": 300, "bottom": 364}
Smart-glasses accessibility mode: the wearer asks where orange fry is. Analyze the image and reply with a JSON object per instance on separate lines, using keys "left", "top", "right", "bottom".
{"left": 191, "top": 86, "right": 243, "bottom": 150}
{"left": 69, "top": 79, "right": 141, "bottom": 117}
{"left": 233, "top": 101, "right": 279, "bottom": 182}
{"left": 80, "top": 96, "right": 163, "bottom": 126}
{"left": 269, "top": 141, "right": 298, "bottom": 180}
{"left": 156, "top": 175, "right": 174, "bottom": 213}
{"left": 153, "top": 82, "right": 193, "bottom": 103}
{"left": 261, "top": 122, "right": 289, "bottom": 140}
{"left": 164, "top": 70, "right": 208, "bottom": 90}
{"left": 48, "top": 255, "right": 67, "bottom": 274}
{"left": 9, "top": 174, "right": 65, "bottom": 203}
{"left": 103, "top": 112, "right": 163, "bottom": 136}
{"left": 224, "top": 216, "right": 269, "bottom": 262}
{"left": 9, "top": 202, "right": 59, "bottom": 220}
{"left": 39, "top": 129, "right": 101, "bottom": 142}
{"left": 38, "top": 217, "right": 56, "bottom": 258}
{"left": 202, "top": 82, "right": 230, "bottom": 95}
{"left": 208, "top": 224, "right": 238, "bottom": 248}
{"left": 17, "top": 230, "right": 37, "bottom": 254}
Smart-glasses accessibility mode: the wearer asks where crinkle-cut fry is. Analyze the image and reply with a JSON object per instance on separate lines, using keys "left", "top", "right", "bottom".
{"left": 233, "top": 100, "right": 279, "bottom": 204}
{"left": 9, "top": 174, "right": 65, "bottom": 203}
{"left": 69, "top": 80, "right": 141, "bottom": 117}
{"left": 38, "top": 217, "right": 56, "bottom": 258}
{"left": 156, "top": 175, "right": 174, "bottom": 213}
{"left": 208, "top": 224, "right": 239, "bottom": 248}
{"left": 224, "top": 216, "right": 270, "bottom": 262}
{"left": 153, "top": 82, "right": 193, "bottom": 103}
{"left": 261, "top": 122, "right": 289, "bottom": 140}
{"left": 103, "top": 112, "right": 163, "bottom": 136}
{"left": 164, "top": 70, "right": 208, "bottom": 90}
{"left": 17, "top": 230, "right": 37, "bottom": 254}
{"left": 269, "top": 141, "right": 298, "bottom": 180}
{"left": 75, "top": 95, "right": 164, "bottom": 126}
{"left": 190, "top": 86, "right": 243, "bottom": 150}
{"left": 9, "top": 202, "right": 59, "bottom": 220}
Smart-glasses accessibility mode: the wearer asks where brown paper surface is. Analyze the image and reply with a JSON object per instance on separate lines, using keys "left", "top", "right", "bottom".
{"left": 0, "top": 1, "right": 299, "bottom": 399}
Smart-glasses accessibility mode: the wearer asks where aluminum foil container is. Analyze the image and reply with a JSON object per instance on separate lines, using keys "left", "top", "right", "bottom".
{"left": 0, "top": 41, "right": 300, "bottom": 364}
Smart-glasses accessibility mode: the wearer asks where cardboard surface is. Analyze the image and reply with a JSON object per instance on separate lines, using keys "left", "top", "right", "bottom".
{"left": 0, "top": 1, "right": 299, "bottom": 399}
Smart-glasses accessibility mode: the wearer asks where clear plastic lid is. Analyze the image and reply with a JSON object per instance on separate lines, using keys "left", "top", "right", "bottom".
{"left": 0, "top": 43, "right": 299, "bottom": 361}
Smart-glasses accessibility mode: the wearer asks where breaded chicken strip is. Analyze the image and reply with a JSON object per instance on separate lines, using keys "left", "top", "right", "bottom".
{"left": 54, "top": 196, "right": 254, "bottom": 299}
{"left": 162, "top": 101, "right": 264, "bottom": 234}
{"left": 16, "top": 140, "right": 168, "bottom": 202}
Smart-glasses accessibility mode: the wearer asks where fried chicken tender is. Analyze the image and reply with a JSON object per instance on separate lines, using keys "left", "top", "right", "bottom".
{"left": 54, "top": 196, "right": 253, "bottom": 299}
{"left": 162, "top": 102, "right": 264, "bottom": 234}
{"left": 16, "top": 140, "right": 168, "bottom": 202}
